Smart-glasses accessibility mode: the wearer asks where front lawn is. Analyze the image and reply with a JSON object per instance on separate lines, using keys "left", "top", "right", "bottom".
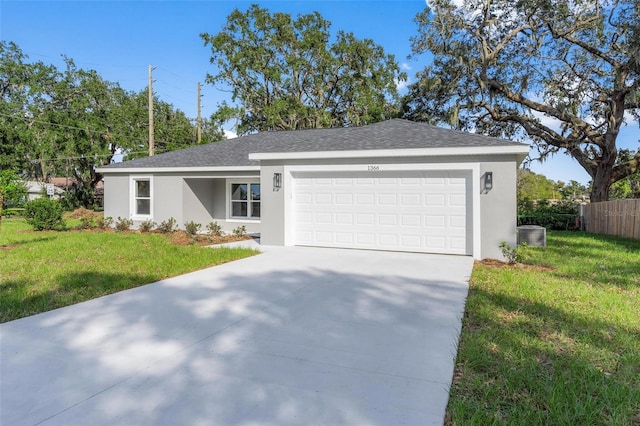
{"left": 448, "top": 231, "right": 640, "bottom": 424}
{"left": 0, "top": 219, "right": 258, "bottom": 323}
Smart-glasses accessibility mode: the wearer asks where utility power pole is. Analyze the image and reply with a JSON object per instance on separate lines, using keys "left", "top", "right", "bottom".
{"left": 148, "top": 65, "right": 156, "bottom": 156}
{"left": 197, "top": 82, "right": 202, "bottom": 144}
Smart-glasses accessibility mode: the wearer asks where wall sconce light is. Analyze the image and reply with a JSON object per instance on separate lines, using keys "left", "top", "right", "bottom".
{"left": 483, "top": 171, "right": 493, "bottom": 192}
{"left": 273, "top": 172, "right": 282, "bottom": 191}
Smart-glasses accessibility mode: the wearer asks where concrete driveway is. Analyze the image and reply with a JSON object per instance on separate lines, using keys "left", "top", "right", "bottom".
{"left": 0, "top": 246, "right": 473, "bottom": 425}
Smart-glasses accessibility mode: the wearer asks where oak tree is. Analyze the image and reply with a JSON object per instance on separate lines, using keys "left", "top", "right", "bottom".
{"left": 201, "top": 4, "right": 406, "bottom": 134}
{"left": 404, "top": 0, "right": 639, "bottom": 201}
{"left": 1, "top": 41, "right": 223, "bottom": 207}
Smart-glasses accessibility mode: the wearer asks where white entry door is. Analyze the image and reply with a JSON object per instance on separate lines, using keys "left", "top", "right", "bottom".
{"left": 292, "top": 171, "right": 471, "bottom": 255}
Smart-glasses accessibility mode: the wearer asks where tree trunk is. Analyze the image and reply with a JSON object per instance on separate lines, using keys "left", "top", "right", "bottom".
{"left": 590, "top": 166, "right": 613, "bottom": 202}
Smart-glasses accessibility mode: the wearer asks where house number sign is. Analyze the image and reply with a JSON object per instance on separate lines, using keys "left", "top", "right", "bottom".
{"left": 367, "top": 165, "right": 380, "bottom": 171}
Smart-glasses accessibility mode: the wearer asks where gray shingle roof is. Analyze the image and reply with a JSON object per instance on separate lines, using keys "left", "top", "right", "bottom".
{"left": 103, "top": 119, "right": 527, "bottom": 169}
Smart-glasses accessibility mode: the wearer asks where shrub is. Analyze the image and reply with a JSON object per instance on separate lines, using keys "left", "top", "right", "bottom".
{"left": 499, "top": 241, "right": 527, "bottom": 264}
{"left": 115, "top": 217, "right": 133, "bottom": 232}
{"left": 0, "top": 169, "right": 27, "bottom": 209}
{"left": 232, "top": 225, "right": 247, "bottom": 236}
{"left": 4, "top": 208, "right": 25, "bottom": 217}
{"left": 157, "top": 217, "right": 178, "bottom": 233}
{"left": 24, "top": 198, "right": 66, "bottom": 231}
{"left": 97, "top": 216, "right": 114, "bottom": 229}
{"left": 76, "top": 217, "right": 95, "bottom": 230}
{"left": 59, "top": 181, "right": 97, "bottom": 211}
{"left": 517, "top": 200, "right": 580, "bottom": 230}
{"left": 206, "top": 221, "right": 223, "bottom": 236}
{"left": 138, "top": 219, "right": 156, "bottom": 233}
{"left": 184, "top": 220, "right": 202, "bottom": 236}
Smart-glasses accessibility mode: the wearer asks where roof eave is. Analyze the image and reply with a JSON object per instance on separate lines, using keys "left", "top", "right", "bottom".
{"left": 96, "top": 165, "right": 260, "bottom": 174}
{"left": 249, "top": 145, "right": 531, "bottom": 161}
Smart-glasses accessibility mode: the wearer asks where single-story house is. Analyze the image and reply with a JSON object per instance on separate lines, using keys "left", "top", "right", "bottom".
{"left": 26, "top": 178, "right": 104, "bottom": 204}
{"left": 97, "top": 119, "right": 529, "bottom": 259}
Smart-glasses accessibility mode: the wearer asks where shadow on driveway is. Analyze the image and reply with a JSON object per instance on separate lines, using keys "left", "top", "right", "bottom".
{"left": 0, "top": 247, "right": 472, "bottom": 425}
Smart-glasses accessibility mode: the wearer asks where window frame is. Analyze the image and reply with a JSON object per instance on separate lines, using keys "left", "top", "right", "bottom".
{"left": 130, "top": 175, "right": 153, "bottom": 220}
{"left": 227, "top": 179, "right": 261, "bottom": 220}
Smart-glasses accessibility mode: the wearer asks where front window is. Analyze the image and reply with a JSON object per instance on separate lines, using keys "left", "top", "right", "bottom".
{"left": 231, "top": 183, "right": 260, "bottom": 218}
{"left": 135, "top": 180, "right": 150, "bottom": 215}
{"left": 131, "top": 176, "right": 152, "bottom": 218}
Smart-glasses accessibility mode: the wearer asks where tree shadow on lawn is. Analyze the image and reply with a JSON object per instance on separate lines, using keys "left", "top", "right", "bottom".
{"left": 0, "top": 271, "right": 159, "bottom": 323}
{"left": 452, "top": 287, "right": 640, "bottom": 424}
{"left": 0, "top": 236, "right": 55, "bottom": 249}
{"left": 526, "top": 231, "right": 640, "bottom": 289}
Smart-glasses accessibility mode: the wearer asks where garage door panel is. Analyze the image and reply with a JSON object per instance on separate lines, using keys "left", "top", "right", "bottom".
{"left": 449, "top": 194, "right": 466, "bottom": 206}
{"left": 315, "top": 231, "right": 333, "bottom": 243}
{"left": 450, "top": 215, "right": 466, "bottom": 229}
{"left": 378, "top": 178, "right": 397, "bottom": 185}
{"left": 356, "top": 213, "right": 375, "bottom": 225}
{"left": 377, "top": 214, "right": 398, "bottom": 226}
{"left": 335, "top": 194, "right": 353, "bottom": 205}
{"left": 356, "top": 178, "right": 374, "bottom": 185}
{"left": 426, "top": 236, "right": 446, "bottom": 250}
{"left": 425, "top": 194, "right": 446, "bottom": 207}
{"left": 449, "top": 177, "right": 467, "bottom": 185}
{"left": 400, "top": 234, "right": 422, "bottom": 248}
{"left": 335, "top": 232, "right": 353, "bottom": 244}
{"left": 293, "top": 171, "right": 471, "bottom": 255}
{"left": 335, "top": 178, "right": 353, "bottom": 185}
{"left": 314, "top": 178, "right": 332, "bottom": 185}
{"left": 401, "top": 214, "right": 421, "bottom": 227}
{"left": 314, "top": 193, "right": 332, "bottom": 204}
{"left": 335, "top": 213, "right": 353, "bottom": 225}
{"left": 315, "top": 212, "right": 332, "bottom": 224}
{"left": 296, "top": 192, "right": 313, "bottom": 204}
{"left": 400, "top": 193, "right": 421, "bottom": 206}
{"left": 378, "top": 193, "right": 398, "bottom": 205}
{"left": 400, "top": 177, "right": 421, "bottom": 185}
{"left": 450, "top": 237, "right": 467, "bottom": 250}
{"left": 357, "top": 233, "right": 375, "bottom": 245}
{"left": 425, "top": 177, "right": 445, "bottom": 185}
{"left": 296, "top": 230, "right": 313, "bottom": 243}
{"left": 296, "top": 211, "right": 313, "bottom": 224}
{"left": 425, "top": 215, "right": 445, "bottom": 227}
{"left": 356, "top": 193, "right": 375, "bottom": 205}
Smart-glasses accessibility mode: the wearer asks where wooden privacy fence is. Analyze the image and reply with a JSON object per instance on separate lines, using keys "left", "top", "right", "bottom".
{"left": 581, "top": 199, "right": 640, "bottom": 240}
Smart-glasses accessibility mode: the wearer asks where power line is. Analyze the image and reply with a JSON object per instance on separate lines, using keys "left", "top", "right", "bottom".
{"left": 0, "top": 112, "right": 150, "bottom": 140}
{"left": 156, "top": 78, "right": 197, "bottom": 96}
{"left": 34, "top": 150, "right": 153, "bottom": 162}
{"left": 155, "top": 91, "right": 193, "bottom": 106}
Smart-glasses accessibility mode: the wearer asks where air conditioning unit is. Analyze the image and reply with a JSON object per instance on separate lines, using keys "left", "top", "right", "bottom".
{"left": 517, "top": 225, "right": 546, "bottom": 247}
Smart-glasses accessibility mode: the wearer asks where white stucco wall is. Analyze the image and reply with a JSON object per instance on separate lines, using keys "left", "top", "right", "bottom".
{"left": 102, "top": 174, "right": 130, "bottom": 221}
{"left": 259, "top": 164, "right": 286, "bottom": 245}
{"left": 258, "top": 154, "right": 521, "bottom": 260}
{"left": 102, "top": 171, "right": 261, "bottom": 234}
{"left": 479, "top": 159, "right": 519, "bottom": 259}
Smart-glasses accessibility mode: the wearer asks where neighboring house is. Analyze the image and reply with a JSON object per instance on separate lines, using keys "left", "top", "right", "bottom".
{"left": 26, "top": 181, "right": 64, "bottom": 201}
{"left": 26, "top": 178, "right": 104, "bottom": 204}
{"left": 97, "top": 119, "right": 529, "bottom": 259}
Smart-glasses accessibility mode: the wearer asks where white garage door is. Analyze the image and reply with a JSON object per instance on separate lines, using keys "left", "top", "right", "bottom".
{"left": 293, "top": 171, "right": 471, "bottom": 255}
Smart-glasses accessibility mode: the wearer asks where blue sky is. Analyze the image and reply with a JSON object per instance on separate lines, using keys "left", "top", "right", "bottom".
{"left": 1, "top": 0, "right": 637, "bottom": 185}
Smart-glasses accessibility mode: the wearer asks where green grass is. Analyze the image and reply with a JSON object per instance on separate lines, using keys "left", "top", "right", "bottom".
{"left": 447, "top": 231, "right": 640, "bottom": 425}
{"left": 0, "top": 218, "right": 258, "bottom": 323}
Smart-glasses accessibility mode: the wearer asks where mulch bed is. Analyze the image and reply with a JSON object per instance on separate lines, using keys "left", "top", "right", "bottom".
{"left": 476, "top": 258, "right": 555, "bottom": 272}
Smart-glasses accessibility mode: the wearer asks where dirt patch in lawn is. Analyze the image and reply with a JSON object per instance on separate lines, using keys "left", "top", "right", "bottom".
{"left": 477, "top": 258, "right": 555, "bottom": 272}
{"left": 64, "top": 207, "right": 103, "bottom": 220}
